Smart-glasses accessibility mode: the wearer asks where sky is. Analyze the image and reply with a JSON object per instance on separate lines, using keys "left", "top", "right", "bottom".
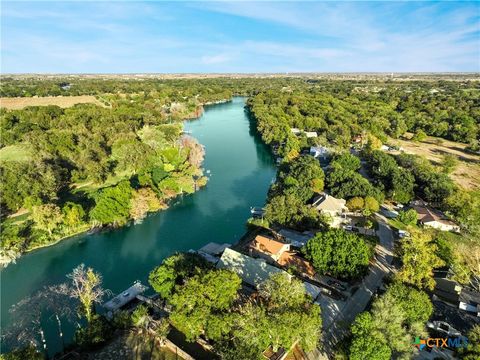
{"left": 1, "top": 1, "right": 479, "bottom": 73}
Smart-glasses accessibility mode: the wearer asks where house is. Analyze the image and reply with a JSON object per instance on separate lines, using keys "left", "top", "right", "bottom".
{"left": 277, "top": 228, "right": 313, "bottom": 248}
{"left": 312, "top": 193, "right": 347, "bottom": 217}
{"left": 309, "top": 146, "right": 330, "bottom": 159}
{"left": 278, "top": 251, "right": 316, "bottom": 277}
{"left": 217, "top": 248, "right": 290, "bottom": 288}
{"left": 249, "top": 235, "right": 290, "bottom": 262}
{"left": 413, "top": 205, "right": 460, "bottom": 232}
{"left": 304, "top": 131, "right": 318, "bottom": 138}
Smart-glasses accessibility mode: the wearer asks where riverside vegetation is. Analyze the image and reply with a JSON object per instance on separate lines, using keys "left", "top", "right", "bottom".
{"left": 1, "top": 75, "right": 479, "bottom": 359}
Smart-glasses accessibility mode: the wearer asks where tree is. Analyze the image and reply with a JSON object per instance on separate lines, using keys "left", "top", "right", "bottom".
{"left": 349, "top": 312, "right": 391, "bottom": 360}
{"left": 148, "top": 252, "right": 210, "bottom": 299}
{"left": 363, "top": 196, "right": 379, "bottom": 216}
{"left": 264, "top": 194, "right": 327, "bottom": 231}
{"left": 275, "top": 155, "right": 325, "bottom": 202}
{"left": 365, "top": 134, "right": 382, "bottom": 152}
{"left": 460, "top": 325, "right": 480, "bottom": 360}
{"left": 62, "top": 202, "right": 85, "bottom": 229}
{"left": 397, "top": 230, "right": 445, "bottom": 290}
{"left": 412, "top": 129, "right": 427, "bottom": 142}
{"left": 370, "top": 294, "right": 412, "bottom": 354}
{"left": 129, "top": 188, "right": 164, "bottom": 221}
{"left": 384, "top": 282, "right": 433, "bottom": 325}
{"left": 441, "top": 154, "right": 458, "bottom": 174}
{"left": 258, "top": 273, "right": 309, "bottom": 310}
{"left": 59, "top": 264, "right": 109, "bottom": 323}
{"left": 302, "top": 229, "right": 371, "bottom": 279}
{"left": 131, "top": 304, "right": 170, "bottom": 358}
{"left": 398, "top": 208, "right": 418, "bottom": 226}
{"left": 391, "top": 168, "right": 415, "bottom": 204}
{"left": 1, "top": 346, "right": 44, "bottom": 360}
{"left": 221, "top": 273, "right": 322, "bottom": 358}
{"left": 74, "top": 314, "right": 112, "bottom": 350}
{"left": 169, "top": 270, "right": 241, "bottom": 341}
{"left": 346, "top": 197, "right": 364, "bottom": 212}
{"left": 89, "top": 181, "right": 132, "bottom": 225}
{"left": 31, "top": 204, "right": 63, "bottom": 235}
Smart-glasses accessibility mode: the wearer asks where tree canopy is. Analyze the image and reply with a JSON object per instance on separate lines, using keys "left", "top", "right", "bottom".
{"left": 302, "top": 229, "right": 372, "bottom": 279}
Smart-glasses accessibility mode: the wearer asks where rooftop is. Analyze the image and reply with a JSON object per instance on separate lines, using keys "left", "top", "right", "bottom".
{"left": 250, "top": 235, "right": 289, "bottom": 256}
{"left": 277, "top": 228, "right": 313, "bottom": 247}
{"left": 278, "top": 251, "right": 316, "bottom": 277}
{"left": 413, "top": 205, "right": 457, "bottom": 226}
{"left": 217, "top": 248, "right": 289, "bottom": 288}
{"left": 312, "top": 193, "right": 346, "bottom": 212}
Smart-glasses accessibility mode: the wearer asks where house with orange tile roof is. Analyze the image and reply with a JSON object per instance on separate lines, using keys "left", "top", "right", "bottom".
{"left": 249, "top": 235, "right": 290, "bottom": 262}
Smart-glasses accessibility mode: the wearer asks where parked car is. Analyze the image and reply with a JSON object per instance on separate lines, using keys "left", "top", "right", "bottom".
{"left": 327, "top": 279, "right": 347, "bottom": 291}
{"left": 343, "top": 225, "right": 353, "bottom": 231}
{"left": 427, "top": 321, "right": 462, "bottom": 337}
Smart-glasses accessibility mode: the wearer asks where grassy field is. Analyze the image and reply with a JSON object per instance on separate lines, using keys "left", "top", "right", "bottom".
{"left": 0, "top": 144, "right": 33, "bottom": 162}
{"left": 0, "top": 95, "right": 105, "bottom": 109}
{"left": 389, "top": 134, "right": 480, "bottom": 190}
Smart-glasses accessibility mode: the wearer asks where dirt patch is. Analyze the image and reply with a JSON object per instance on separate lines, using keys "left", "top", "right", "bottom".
{"left": 389, "top": 135, "right": 480, "bottom": 190}
{"left": 0, "top": 95, "right": 106, "bottom": 109}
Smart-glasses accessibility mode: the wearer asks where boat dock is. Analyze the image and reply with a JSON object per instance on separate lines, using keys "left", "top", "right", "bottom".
{"left": 103, "top": 281, "right": 148, "bottom": 314}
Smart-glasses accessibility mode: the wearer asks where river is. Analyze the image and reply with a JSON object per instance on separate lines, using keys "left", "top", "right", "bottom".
{"left": 0, "top": 97, "right": 276, "bottom": 355}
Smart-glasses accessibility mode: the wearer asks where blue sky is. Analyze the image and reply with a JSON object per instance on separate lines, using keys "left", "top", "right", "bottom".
{"left": 1, "top": 1, "right": 479, "bottom": 73}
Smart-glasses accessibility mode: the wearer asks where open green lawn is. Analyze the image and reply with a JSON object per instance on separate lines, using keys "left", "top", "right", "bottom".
{"left": 0, "top": 144, "right": 33, "bottom": 162}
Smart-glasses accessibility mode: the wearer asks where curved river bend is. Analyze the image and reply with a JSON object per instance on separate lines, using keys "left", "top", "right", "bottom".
{"left": 0, "top": 97, "right": 276, "bottom": 354}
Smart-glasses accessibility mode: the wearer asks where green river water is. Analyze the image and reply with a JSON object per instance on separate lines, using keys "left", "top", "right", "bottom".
{"left": 0, "top": 97, "right": 276, "bottom": 355}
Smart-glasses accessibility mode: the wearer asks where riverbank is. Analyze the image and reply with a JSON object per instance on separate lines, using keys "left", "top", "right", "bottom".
{"left": 1, "top": 97, "right": 277, "bottom": 357}
{"left": 1, "top": 102, "right": 217, "bottom": 268}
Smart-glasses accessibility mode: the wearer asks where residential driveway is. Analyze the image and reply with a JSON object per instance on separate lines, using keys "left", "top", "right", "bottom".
{"left": 316, "top": 213, "right": 395, "bottom": 358}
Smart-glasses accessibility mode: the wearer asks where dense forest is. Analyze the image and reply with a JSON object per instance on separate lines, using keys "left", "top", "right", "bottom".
{"left": 0, "top": 80, "right": 252, "bottom": 265}
{"left": 1, "top": 77, "right": 479, "bottom": 271}
{"left": 2, "top": 76, "right": 480, "bottom": 359}
{"left": 246, "top": 79, "right": 479, "bottom": 293}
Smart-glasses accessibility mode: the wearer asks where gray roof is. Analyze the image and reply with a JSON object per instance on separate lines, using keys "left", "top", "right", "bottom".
{"left": 304, "top": 282, "right": 321, "bottom": 300}
{"left": 278, "top": 228, "right": 312, "bottom": 247}
{"left": 216, "top": 248, "right": 288, "bottom": 288}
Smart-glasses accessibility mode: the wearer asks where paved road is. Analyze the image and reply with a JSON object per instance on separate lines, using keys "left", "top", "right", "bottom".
{"left": 317, "top": 213, "right": 395, "bottom": 358}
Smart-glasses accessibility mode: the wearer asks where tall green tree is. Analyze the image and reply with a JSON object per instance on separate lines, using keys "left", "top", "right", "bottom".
{"left": 89, "top": 181, "right": 133, "bottom": 225}
{"left": 397, "top": 230, "right": 445, "bottom": 290}
{"left": 302, "top": 229, "right": 371, "bottom": 279}
{"left": 148, "top": 252, "right": 209, "bottom": 299}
